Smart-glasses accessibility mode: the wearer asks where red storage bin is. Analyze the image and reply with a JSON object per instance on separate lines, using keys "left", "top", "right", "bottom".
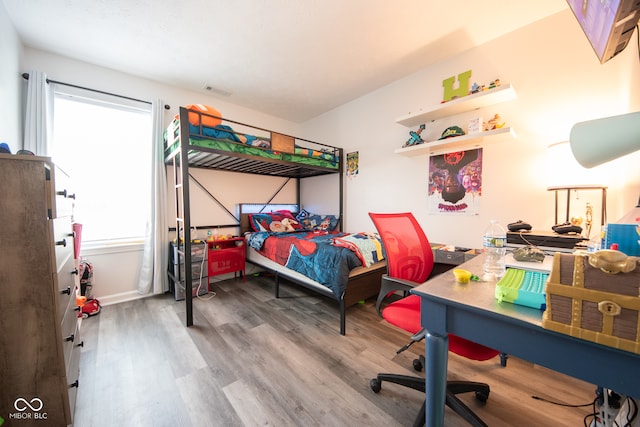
{"left": 208, "top": 237, "right": 246, "bottom": 280}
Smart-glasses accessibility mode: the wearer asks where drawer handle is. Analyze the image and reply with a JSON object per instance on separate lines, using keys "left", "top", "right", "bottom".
{"left": 56, "top": 189, "right": 76, "bottom": 200}
{"left": 69, "top": 380, "right": 79, "bottom": 389}
{"left": 72, "top": 268, "right": 79, "bottom": 275}
{"left": 61, "top": 287, "right": 72, "bottom": 295}
{"left": 74, "top": 306, "right": 81, "bottom": 312}
{"left": 65, "top": 333, "right": 75, "bottom": 343}
{"left": 77, "top": 341, "right": 84, "bottom": 348}
{"left": 56, "top": 239, "right": 67, "bottom": 247}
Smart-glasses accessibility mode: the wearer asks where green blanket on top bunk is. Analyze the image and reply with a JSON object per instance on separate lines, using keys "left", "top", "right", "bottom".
{"left": 172, "top": 138, "right": 339, "bottom": 170}
{"left": 165, "top": 119, "right": 340, "bottom": 170}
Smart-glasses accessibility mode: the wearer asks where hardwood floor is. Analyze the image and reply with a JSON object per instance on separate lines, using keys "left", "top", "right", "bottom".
{"left": 74, "top": 275, "right": 598, "bottom": 426}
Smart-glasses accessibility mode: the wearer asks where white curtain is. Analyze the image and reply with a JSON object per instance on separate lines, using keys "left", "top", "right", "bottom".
{"left": 23, "top": 70, "right": 54, "bottom": 155}
{"left": 138, "top": 99, "right": 169, "bottom": 295}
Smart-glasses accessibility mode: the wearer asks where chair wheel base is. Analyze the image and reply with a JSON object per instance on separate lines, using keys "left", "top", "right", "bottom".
{"left": 370, "top": 378, "right": 381, "bottom": 393}
{"left": 413, "top": 358, "right": 423, "bottom": 372}
{"left": 475, "top": 391, "right": 489, "bottom": 403}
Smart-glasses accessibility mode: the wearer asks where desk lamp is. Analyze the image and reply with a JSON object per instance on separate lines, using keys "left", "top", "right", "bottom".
{"left": 547, "top": 141, "right": 608, "bottom": 238}
{"left": 569, "top": 112, "right": 640, "bottom": 168}
{"left": 570, "top": 112, "right": 640, "bottom": 244}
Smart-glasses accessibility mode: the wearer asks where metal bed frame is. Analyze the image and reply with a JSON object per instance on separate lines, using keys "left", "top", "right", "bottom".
{"left": 164, "top": 106, "right": 344, "bottom": 327}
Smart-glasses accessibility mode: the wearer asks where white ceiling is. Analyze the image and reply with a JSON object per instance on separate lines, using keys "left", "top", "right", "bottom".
{"left": 4, "top": 0, "right": 567, "bottom": 122}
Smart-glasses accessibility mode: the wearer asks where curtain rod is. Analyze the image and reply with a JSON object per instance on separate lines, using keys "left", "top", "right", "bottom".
{"left": 21, "top": 72, "right": 170, "bottom": 109}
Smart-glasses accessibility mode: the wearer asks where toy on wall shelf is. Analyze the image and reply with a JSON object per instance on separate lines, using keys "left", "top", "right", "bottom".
{"left": 471, "top": 78, "right": 501, "bottom": 94}
{"left": 484, "top": 113, "right": 506, "bottom": 131}
{"left": 404, "top": 123, "right": 426, "bottom": 147}
{"left": 441, "top": 73, "right": 504, "bottom": 102}
{"left": 442, "top": 70, "right": 472, "bottom": 103}
{"left": 438, "top": 126, "right": 466, "bottom": 140}
{"left": 488, "top": 78, "right": 501, "bottom": 89}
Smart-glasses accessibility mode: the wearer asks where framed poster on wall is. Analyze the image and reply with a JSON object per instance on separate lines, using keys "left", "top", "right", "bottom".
{"left": 346, "top": 151, "right": 359, "bottom": 178}
{"left": 428, "top": 148, "right": 483, "bottom": 215}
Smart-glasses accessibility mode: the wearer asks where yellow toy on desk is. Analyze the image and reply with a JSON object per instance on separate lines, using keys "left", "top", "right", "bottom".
{"left": 453, "top": 269, "right": 480, "bottom": 284}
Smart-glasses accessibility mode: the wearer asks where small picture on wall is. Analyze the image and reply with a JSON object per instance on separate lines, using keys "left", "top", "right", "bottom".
{"left": 346, "top": 151, "right": 359, "bottom": 178}
{"left": 428, "top": 148, "right": 483, "bottom": 215}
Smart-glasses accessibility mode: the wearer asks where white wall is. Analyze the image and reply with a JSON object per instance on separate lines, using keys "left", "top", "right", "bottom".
{"left": 0, "top": 3, "right": 22, "bottom": 150}
{"left": 9, "top": 9, "right": 640, "bottom": 303}
{"left": 20, "top": 48, "right": 304, "bottom": 305}
{"left": 302, "top": 10, "right": 640, "bottom": 249}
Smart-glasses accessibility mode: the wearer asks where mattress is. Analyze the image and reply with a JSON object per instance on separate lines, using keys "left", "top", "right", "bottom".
{"left": 246, "top": 247, "right": 386, "bottom": 295}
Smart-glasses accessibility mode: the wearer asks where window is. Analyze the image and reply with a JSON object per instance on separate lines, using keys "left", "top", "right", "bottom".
{"left": 52, "top": 89, "right": 152, "bottom": 243}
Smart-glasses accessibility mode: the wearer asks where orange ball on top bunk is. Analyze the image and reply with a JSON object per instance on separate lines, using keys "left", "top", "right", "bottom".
{"left": 185, "top": 104, "right": 222, "bottom": 128}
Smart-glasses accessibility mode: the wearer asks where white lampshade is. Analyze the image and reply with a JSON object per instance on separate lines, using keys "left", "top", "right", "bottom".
{"left": 569, "top": 111, "right": 640, "bottom": 168}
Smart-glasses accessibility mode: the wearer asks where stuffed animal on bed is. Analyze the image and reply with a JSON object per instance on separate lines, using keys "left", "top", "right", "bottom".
{"left": 268, "top": 221, "right": 285, "bottom": 233}
{"left": 267, "top": 218, "right": 299, "bottom": 233}
{"left": 280, "top": 218, "right": 299, "bottom": 232}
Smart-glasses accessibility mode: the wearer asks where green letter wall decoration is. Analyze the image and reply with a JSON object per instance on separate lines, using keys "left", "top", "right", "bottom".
{"left": 442, "top": 70, "right": 472, "bottom": 102}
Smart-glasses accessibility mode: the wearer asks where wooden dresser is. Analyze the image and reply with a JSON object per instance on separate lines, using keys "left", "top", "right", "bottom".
{"left": 0, "top": 154, "right": 81, "bottom": 426}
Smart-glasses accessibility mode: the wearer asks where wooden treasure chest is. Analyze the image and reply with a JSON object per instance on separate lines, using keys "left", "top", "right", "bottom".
{"left": 542, "top": 250, "right": 640, "bottom": 354}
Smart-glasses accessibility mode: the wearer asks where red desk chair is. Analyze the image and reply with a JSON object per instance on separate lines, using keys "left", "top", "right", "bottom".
{"left": 369, "top": 212, "right": 500, "bottom": 427}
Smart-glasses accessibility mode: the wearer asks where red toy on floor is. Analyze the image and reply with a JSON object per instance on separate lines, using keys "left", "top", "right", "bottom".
{"left": 76, "top": 295, "right": 101, "bottom": 318}
{"left": 81, "top": 298, "right": 101, "bottom": 318}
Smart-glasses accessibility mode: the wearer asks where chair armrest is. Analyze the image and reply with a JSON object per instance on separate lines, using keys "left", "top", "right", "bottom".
{"left": 375, "top": 274, "right": 419, "bottom": 316}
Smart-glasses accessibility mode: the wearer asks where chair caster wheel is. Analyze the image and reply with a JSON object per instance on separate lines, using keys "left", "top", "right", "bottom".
{"left": 412, "top": 358, "right": 423, "bottom": 372}
{"left": 370, "top": 378, "right": 381, "bottom": 393}
{"left": 475, "top": 391, "right": 489, "bottom": 403}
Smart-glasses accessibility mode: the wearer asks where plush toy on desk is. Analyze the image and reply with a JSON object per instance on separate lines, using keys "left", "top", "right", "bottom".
{"left": 404, "top": 124, "right": 426, "bottom": 147}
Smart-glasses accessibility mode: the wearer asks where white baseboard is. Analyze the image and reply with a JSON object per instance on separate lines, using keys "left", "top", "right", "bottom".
{"left": 97, "top": 290, "right": 151, "bottom": 306}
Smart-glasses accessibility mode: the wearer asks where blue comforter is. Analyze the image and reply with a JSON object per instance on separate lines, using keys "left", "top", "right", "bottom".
{"left": 247, "top": 231, "right": 380, "bottom": 299}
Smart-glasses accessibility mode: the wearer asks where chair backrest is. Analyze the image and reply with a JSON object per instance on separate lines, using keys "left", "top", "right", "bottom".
{"left": 369, "top": 212, "right": 434, "bottom": 283}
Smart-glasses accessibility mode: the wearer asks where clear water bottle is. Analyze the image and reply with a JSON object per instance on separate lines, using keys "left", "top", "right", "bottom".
{"left": 483, "top": 220, "right": 506, "bottom": 279}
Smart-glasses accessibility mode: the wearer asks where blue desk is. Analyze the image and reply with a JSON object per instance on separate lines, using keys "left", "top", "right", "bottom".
{"left": 412, "top": 254, "right": 640, "bottom": 427}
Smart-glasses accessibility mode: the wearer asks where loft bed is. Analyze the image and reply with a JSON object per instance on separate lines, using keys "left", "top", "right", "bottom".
{"left": 164, "top": 106, "right": 385, "bottom": 333}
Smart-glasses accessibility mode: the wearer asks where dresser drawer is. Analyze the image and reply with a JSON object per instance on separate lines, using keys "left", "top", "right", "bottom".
{"left": 53, "top": 216, "right": 74, "bottom": 271}
{"left": 57, "top": 255, "right": 77, "bottom": 321}
{"left": 176, "top": 262, "right": 207, "bottom": 280}
{"left": 57, "top": 252, "right": 77, "bottom": 290}
{"left": 53, "top": 166, "right": 75, "bottom": 218}
{"left": 66, "top": 327, "right": 81, "bottom": 425}
{"left": 61, "top": 306, "right": 79, "bottom": 367}
{"left": 58, "top": 283, "right": 75, "bottom": 323}
{"left": 434, "top": 249, "right": 466, "bottom": 265}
